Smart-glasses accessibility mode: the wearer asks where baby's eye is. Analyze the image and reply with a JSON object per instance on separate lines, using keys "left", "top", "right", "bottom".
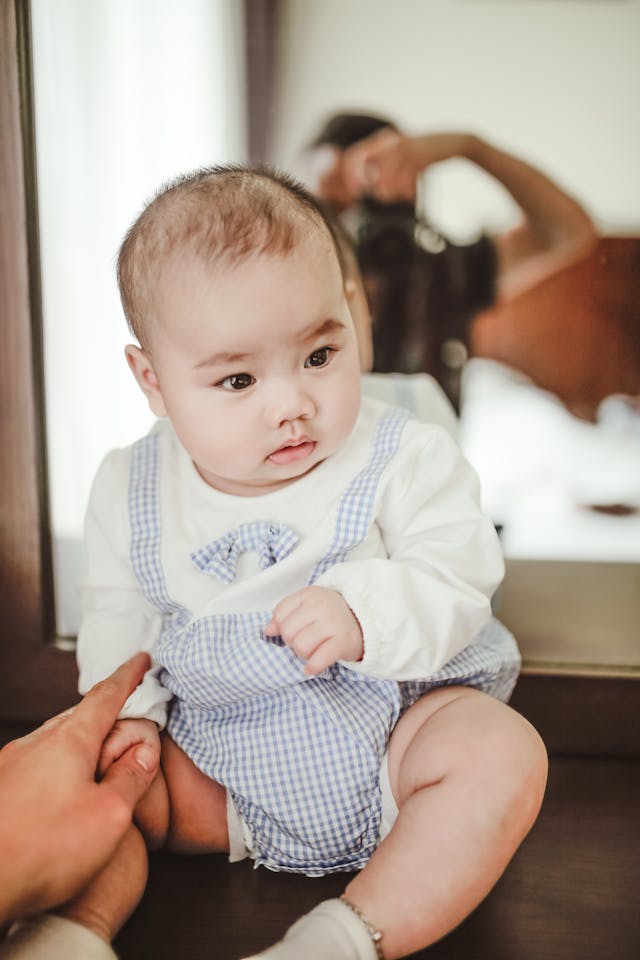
{"left": 304, "top": 346, "right": 334, "bottom": 369}
{"left": 217, "top": 373, "right": 255, "bottom": 391}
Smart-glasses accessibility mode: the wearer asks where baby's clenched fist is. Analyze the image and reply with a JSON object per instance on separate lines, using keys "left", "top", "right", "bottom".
{"left": 264, "top": 586, "right": 364, "bottom": 676}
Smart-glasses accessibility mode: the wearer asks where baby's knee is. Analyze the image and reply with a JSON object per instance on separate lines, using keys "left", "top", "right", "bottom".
{"left": 480, "top": 707, "right": 548, "bottom": 826}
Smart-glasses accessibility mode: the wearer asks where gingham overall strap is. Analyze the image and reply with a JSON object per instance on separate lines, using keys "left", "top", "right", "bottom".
{"left": 310, "top": 406, "right": 411, "bottom": 583}
{"left": 128, "top": 432, "right": 182, "bottom": 615}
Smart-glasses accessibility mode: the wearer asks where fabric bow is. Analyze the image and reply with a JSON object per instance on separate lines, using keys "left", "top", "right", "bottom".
{"left": 191, "top": 521, "right": 300, "bottom": 584}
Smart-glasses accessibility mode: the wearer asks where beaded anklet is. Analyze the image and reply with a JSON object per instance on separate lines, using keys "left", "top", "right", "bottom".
{"left": 339, "top": 895, "right": 385, "bottom": 960}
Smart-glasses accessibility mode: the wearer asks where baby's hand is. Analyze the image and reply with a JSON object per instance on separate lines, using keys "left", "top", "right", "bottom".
{"left": 264, "top": 586, "right": 364, "bottom": 677}
{"left": 98, "top": 717, "right": 160, "bottom": 779}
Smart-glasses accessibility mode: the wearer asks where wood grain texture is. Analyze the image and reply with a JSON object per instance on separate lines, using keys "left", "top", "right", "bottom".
{"left": 510, "top": 673, "right": 640, "bottom": 759}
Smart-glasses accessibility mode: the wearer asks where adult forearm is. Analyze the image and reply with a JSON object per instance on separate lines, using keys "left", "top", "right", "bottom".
{"left": 462, "top": 134, "right": 595, "bottom": 245}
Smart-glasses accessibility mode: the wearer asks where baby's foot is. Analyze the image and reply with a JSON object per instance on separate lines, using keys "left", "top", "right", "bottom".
{"left": 242, "top": 897, "right": 381, "bottom": 960}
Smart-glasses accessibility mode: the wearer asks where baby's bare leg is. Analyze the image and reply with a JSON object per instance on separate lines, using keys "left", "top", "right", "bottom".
{"left": 342, "top": 686, "right": 548, "bottom": 959}
{"left": 135, "top": 733, "right": 229, "bottom": 854}
{"left": 133, "top": 757, "right": 170, "bottom": 850}
{"left": 162, "top": 733, "right": 229, "bottom": 854}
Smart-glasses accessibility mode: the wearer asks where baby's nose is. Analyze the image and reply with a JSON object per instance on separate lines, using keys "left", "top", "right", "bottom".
{"left": 265, "top": 381, "right": 316, "bottom": 427}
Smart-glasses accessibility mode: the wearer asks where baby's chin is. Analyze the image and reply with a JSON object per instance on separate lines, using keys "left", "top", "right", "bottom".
{"left": 265, "top": 450, "right": 326, "bottom": 487}
{"left": 197, "top": 458, "right": 324, "bottom": 497}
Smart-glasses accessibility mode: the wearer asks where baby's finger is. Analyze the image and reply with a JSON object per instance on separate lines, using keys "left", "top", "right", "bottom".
{"left": 278, "top": 604, "right": 321, "bottom": 648}
{"left": 287, "top": 622, "right": 333, "bottom": 663}
{"left": 271, "top": 588, "right": 309, "bottom": 622}
{"left": 303, "top": 639, "right": 341, "bottom": 677}
{"left": 97, "top": 727, "right": 129, "bottom": 778}
{"left": 267, "top": 588, "right": 315, "bottom": 639}
{"left": 97, "top": 740, "right": 119, "bottom": 779}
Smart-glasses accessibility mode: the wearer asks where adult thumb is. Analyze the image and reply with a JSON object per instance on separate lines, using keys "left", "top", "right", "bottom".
{"left": 102, "top": 743, "right": 160, "bottom": 811}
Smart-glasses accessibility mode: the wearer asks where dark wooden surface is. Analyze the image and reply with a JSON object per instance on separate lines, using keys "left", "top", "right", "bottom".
{"left": 113, "top": 755, "right": 639, "bottom": 960}
{"left": 510, "top": 673, "right": 640, "bottom": 758}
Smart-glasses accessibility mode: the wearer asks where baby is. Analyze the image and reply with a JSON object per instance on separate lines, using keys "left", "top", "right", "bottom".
{"left": 78, "top": 166, "right": 546, "bottom": 960}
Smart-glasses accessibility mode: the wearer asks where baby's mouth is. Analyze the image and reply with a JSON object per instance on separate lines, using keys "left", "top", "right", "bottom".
{"left": 268, "top": 437, "right": 316, "bottom": 465}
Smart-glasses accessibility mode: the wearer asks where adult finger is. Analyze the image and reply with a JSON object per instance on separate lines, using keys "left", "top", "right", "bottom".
{"left": 100, "top": 741, "right": 160, "bottom": 813}
{"left": 1, "top": 707, "right": 74, "bottom": 753}
{"left": 70, "top": 653, "right": 151, "bottom": 745}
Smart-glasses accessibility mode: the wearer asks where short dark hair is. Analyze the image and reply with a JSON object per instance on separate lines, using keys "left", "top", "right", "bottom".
{"left": 310, "top": 112, "right": 397, "bottom": 151}
{"left": 117, "top": 164, "right": 346, "bottom": 346}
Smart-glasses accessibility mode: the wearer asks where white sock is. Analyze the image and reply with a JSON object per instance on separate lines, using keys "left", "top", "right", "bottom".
{"left": 243, "top": 897, "right": 380, "bottom": 960}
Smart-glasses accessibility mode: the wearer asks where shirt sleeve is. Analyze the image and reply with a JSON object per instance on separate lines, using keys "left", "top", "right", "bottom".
{"left": 0, "top": 916, "right": 118, "bottom": 960}
{"left": 315, "top": 421, "right": 504, "bottom": 680}
{"left": 76, "top": 449, "right": 172, "bottom": 727}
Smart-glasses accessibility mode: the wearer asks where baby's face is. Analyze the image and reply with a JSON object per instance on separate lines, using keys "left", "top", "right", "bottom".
{"left": 145, "top": 230, "right": 362, "bottom": 496}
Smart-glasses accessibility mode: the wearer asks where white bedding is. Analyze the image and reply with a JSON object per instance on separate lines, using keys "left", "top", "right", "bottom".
{"left": 459, "top": 360, "right": 640, "bottom": 561}
{"left": 363, "top": 363, "right": 640, "bottom": 562}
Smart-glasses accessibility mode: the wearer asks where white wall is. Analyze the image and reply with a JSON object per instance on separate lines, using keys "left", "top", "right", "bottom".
{"left": 272, "top": 0, "right": 640, "bottom": 236}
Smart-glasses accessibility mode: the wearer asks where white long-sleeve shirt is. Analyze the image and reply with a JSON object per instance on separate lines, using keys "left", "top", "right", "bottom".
{"left": 77, "top": 396, "right": 504, "bottom": 727}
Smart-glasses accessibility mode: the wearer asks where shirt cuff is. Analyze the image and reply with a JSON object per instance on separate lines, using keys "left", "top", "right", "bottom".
{"left": 1, "top": 915, "right": 118, "bottom": 960}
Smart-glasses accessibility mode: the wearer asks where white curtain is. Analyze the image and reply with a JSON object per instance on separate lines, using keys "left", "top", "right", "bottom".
{"left": 31, "top": 0, "right": 247, "bottom": 635}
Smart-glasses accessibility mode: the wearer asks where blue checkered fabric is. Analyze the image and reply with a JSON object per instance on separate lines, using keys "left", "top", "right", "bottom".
{"left": 310, "top": 409, "right": 410, "bottom": 582}
{"left": 127, "top": 408, "right": 520, "bottom": 875}
{"left": 398, "top": 617, "right": 520, "bottom": 713}
{"left": 191, "top": 521, "right": 300, "bottom": 584}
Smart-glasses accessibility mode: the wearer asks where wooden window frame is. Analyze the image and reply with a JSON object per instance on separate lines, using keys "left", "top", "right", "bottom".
{"left": 0, "top": 0, "right": 280, "bottom": 723}
{"left": 0, "top": 0, "right": 77, "bottom": 721}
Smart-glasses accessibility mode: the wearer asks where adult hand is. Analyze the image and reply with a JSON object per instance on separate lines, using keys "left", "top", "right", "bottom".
{"left": 0, "top": 653, "right": 160, "bottom": 925}
{"left": 339, "top": 130, "right": 472, "bottom": 204}
{"left": 57, "top": 824, "right": 148, "bottom": 944}
{"left": 320, "top": 126, "right": 595, "bottom": 296}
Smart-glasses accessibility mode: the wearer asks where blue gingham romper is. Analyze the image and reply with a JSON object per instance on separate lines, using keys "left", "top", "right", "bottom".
{"left": 127, "top": 407, "right": 521, "bottom": 876}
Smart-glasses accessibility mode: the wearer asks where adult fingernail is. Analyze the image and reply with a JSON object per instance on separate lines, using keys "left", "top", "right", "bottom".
{"left": 135, "top": 745, "right": 157, "bottom": 772}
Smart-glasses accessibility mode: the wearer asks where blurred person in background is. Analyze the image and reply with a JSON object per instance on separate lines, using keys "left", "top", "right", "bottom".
{"left": 306, "top": 113, "right": 596, "bottom": 408}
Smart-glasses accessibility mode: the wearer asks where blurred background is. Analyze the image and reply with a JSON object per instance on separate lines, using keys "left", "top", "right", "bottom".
{"left": 29, "top": 0, "right": 640, "bottom": 645}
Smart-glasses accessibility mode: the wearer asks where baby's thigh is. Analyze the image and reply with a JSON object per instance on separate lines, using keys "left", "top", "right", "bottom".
{"left": 161, "top": 733, "right": 230, "bottom": 854}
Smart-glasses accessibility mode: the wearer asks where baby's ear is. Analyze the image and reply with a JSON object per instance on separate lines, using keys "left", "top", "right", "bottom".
{"left": 124, "top": 345, "right": 167, "bottom": 417}
{"left": 344, "top": 279, "right": 374, "bottom": 373}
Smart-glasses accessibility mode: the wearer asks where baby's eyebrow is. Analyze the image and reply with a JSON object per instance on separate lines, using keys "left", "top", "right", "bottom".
{"left": 193, "top": 318, "right": 347, "bottom": 371}
{"left": 297, "top": 318, "right": 347, "bottom": 343}
{"left": 194, "top": 349, "right": 252, "bottom": 370}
